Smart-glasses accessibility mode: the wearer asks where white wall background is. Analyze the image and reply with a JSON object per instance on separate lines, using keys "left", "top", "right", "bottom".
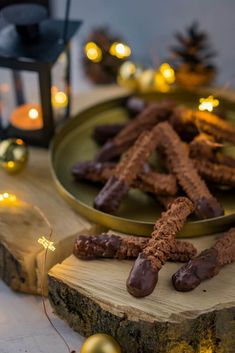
{"left": 51, "top": 0, "right": 235, "bottom": 90}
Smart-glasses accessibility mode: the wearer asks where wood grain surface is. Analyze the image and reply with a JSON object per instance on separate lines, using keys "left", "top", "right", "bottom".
{"left": 48, "top": 232, "right": 235, "bottom": 353}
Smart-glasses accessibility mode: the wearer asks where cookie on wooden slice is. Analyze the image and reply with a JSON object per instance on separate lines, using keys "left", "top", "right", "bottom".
{"left": 0, "top": 200, "right": 96, "bottom": 294}
{"left": 48, "top": 234, "right": 235, "bottom": 353}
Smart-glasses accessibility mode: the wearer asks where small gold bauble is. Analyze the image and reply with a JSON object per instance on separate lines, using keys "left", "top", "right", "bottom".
{"left": 80, "top": 334, "right": 121, "bottom": 353}
{"left": 117, "top": 61, "right": 142, "bottom": 90}
{"left": 0, "top": 138, "right": 28, "bottom": 174}
{"left": 137, "top": 69, "right": 156, "bottom": 92}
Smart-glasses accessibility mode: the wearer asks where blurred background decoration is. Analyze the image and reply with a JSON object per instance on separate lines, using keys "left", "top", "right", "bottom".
{"left": 83, "top": 27, "right": 131, "bottom": 84}
{"left": 1, "top": 0, "right": 234, "bottom": 146}
{"left": 51, "top": 0, "right": 234, "bottom": 91}
{"left": 169, "top": 22, "right": 216, "bottom": 89}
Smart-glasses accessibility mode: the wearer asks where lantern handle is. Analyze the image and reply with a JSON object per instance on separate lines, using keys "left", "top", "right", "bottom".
{"left": 63, "top": 0, "right": 71, "bottom": 44}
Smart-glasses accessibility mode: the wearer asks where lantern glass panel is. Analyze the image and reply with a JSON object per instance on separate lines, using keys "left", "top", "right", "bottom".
{"left": 51, "top": 52, "right": 69, "bottom": 123}
{"left": 0, "top": 68, "right": 42, "bottom": 131}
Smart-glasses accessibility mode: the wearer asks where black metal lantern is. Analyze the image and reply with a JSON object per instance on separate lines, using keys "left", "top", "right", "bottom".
{"left": 0, "top": 3, "right": 81, "bottom": 146}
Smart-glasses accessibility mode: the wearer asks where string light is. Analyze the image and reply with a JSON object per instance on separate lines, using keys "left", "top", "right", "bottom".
{"left": 0, "top": 192, "right": 17, "bottom": 202}
{"left": 7, "top": 161, "right": 16, "bottom": 170}
{"left": 109, "top": 42, "right": 131, "bottom": 59}
{"left": 154, "top": 71, "right": 171, "bottom": 92}
{"left": 38, "top": 236, "right": 56, "bottom": 252}
{"left": 198, "top": 95, "right": 219, "bottom": 112}
{"left": 159, "top": 63, "right": 175, "bottom": 84}
{"left": 84, "top": 41, "right": 102, "bottom": 63}
{"left": 52, "top": 91, "right": 68, "bottom": 108}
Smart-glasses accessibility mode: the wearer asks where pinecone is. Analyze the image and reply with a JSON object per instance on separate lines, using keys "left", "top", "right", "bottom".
{"left": 170, "top": 22, "right": 217, "bottom": 88}
{"left": 83, "top": 27, "right": 130, "bottom": 84}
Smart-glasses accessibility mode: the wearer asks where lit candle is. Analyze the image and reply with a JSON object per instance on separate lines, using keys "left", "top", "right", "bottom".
{"left": 11, "top": 103, "right": 43, "bottom": 130}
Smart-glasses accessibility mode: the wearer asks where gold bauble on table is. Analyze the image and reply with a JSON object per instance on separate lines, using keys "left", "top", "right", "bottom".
{"left": 0, "top": 138, "right": 28, "bottom": 174}
{"left": 80, "top": 334, "right": 121, "bottom": 353}
{"left": 137, "top": 69, "right": 156, "bottom": 92}
{"left": 117, "top": 61, "right": 142, "bottom": 90}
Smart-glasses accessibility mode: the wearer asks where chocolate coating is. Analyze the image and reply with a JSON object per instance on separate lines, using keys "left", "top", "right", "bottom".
{"left": 93, "top": 124, "right": 126, "bottom": 145}
{"left": 127, "top": 253, "right": 159, "bottom": 297}
{"left": 196, "top": 196, "right": 224, "bottom": 219}
{"left": 94, "top": 176, "right": 129, "bottom": 213}
{"left": 95, "top": 140, "right": 123, "bottom": 162}
{"left": 72, "top": 161, "right": 115, "bottom": 182}
{"left": 172, "top": 248, "right": 221, "bottom": 291}
{"left": 74, "top": 234, "right": 121, "bottom": 260}
{"left": 74, "top": 233, "right": 197, "bottom": 262}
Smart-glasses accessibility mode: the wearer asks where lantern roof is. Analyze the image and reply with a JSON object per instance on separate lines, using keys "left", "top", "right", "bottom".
{"left": 0, "top": 19, "right": 82, "bottom": 67}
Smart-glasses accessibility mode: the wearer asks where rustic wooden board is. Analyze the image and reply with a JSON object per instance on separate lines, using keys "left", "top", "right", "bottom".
{"left": 0, "top": 147, "right": 98, "bottom": 294}
{"left": 48, "top": 233, "right": 235, "bottom": 353}
{"left": 0, "top": 200, "right": 98, "bottom": 294}
{"left": 0, "top": 86, "right": 127, "bottom": 295}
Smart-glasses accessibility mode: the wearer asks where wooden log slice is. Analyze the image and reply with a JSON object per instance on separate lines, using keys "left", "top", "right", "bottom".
{"left": 0, "top": 200, "right": 95, "bottom": 294}
{"left": 48, "top": 234, "right": 235, "bottom": 353}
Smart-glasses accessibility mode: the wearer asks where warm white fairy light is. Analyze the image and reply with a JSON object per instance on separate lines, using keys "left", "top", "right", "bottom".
{"left": 198, "top": 95, "right": 219, "bottom": 112}
{"left": 0, "top": 193, "right": 17, "bottom": 202}
{"left": 38, "top": 236, "right": 56, "bottom": 251}
{"left": 85, "top": 41, "right": 102, "bottom": 63}
{"left": 159, "top": 63, "right": 175, "bottom": 84}
{"left": 109, "top": 42, "right": 131, "bottom": 59}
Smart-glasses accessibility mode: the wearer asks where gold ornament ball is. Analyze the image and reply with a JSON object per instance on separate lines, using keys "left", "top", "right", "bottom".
{"left": 0, "top": 138, "right": 28, "bottom": 174}
{"left": 80, "top": 334, "right": 121, "bottom": 353}
{"left": 117, "top": 61, "right": 142, "bottom": 90}
{"left": 137, "top": 69, "right": 156, "bottom": 92}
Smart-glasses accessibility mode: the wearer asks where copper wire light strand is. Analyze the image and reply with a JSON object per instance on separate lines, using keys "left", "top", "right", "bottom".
{"left": 33, "top": 204, "right": 75, "bottom": 353}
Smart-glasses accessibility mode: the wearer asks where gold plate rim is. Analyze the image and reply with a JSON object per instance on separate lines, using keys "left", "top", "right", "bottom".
{"left": 50, "top": 90, "right": 235, "bottom": 238}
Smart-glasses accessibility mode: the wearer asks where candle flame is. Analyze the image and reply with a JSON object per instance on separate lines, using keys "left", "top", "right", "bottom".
{"left": 28, "top": 108, "right": 39, "bottom": 120}
{"left": 198, "top": 95, "right": 219, "bottom": 112}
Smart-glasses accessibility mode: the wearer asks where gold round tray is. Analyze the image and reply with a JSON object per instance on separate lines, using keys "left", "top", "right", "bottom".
{"left": 50, "top": 90, "right": 235, "bottom": 237}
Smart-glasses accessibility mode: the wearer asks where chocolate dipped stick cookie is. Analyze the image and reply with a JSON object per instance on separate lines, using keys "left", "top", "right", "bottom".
{"left": 93, "top": 123, "right": 127, "bottom": 145}
{"left": 155, "top": 122, "right": 224, "bottom": 219}
{"left": 127, "top": 197, "right": 194, "bottom": 297}
{"left": 172, "top": 107, "right": 235, "bottom": 144}
{"left": 193, "top": 159, "right": 235, "bottom": 188}
{"left": 189, "top": 134, "right": 235, "bottom": 169}
{"left": 189, "top": 133, "right": 218, "bottom": 161}
{"left": 96, "top": 100, "right": 174, "bottom": 162}
{"left": 72, "top": 161, "right": 178, "bottom": 197}
{"left": 172, "top": 227, "right": 235, "bottom": 291}
{"left": 94, "top": 130, "right": 159, "bottom": 213}
{"left": 74, "top": 233, "right": 197, "bottom": 262}
{"left": 193, "top": 110, "right": 235, "bottom": 144}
